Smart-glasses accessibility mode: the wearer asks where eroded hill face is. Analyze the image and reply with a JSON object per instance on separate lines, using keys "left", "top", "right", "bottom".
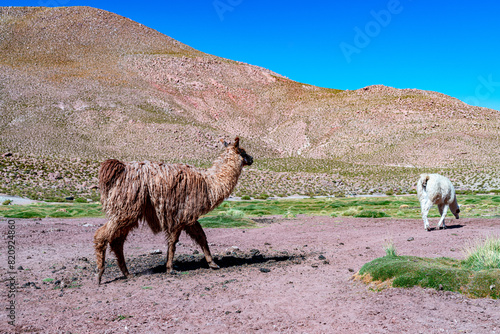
{"left": 0, "top": 6, "right": 499, "bottom": 171}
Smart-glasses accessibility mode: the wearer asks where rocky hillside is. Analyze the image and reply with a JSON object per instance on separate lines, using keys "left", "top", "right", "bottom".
{"left": 0, "top": 6, "right": 499, "bottom": 199}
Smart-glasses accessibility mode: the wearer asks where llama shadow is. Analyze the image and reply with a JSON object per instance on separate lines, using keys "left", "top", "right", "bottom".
{"left": 100, "top": 251, "right": 304, "bottom": 284}
{"left": 444, "top": 224, "right": 464, "bottom": 230}
{"left": 429, "top": 224, "right": 464, "bottom": 231}
{"left": 138, "top": 252, "right": 300, "bottom": 277}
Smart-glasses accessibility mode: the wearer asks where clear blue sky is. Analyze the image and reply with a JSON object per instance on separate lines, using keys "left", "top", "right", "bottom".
{"left": 8, "top": 0, "right": 500, "bottom": 111}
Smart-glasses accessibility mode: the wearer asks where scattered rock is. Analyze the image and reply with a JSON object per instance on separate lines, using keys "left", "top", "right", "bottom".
{"left": 150, "top": 249, "right": 162, "bottom": 255}
{"left": 348, "top": 268, "right": 355, "bottom": 272}
{"left": 65, "top": 196, "right": 74, "bottom": 201}
{"left": 22, "top": 282, "right": 40, "bottom": 289}
{"left": 407, "top": 237, "right": 414, "bottom": 241}
{"left": 259, "top": 268, "right": 271, "bottom": 273}
{"left": 17, "top": 266, "right": 23, "bottom": 270}
{"left": 2, "top": 152, "right": 12, "bottom": 157}
{"left": 48, "top": 172, "right": 62, "bottom": 181}
{"left": 318, "top": 255, "right": 326, "bottom": 260}
{"left": 249, "top": 249, "right": 260, "bottom": 256}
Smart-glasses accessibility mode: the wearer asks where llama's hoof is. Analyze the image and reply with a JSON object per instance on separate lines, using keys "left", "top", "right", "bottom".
{"left": 208, "top": 262, "right": 220, "bottom": 270}
{"left": 425, "top": 227, "right": 431, "bottom": 231}
{"left": 97, "top": 268, "right": 105, "bottom": 285}
{"left": 438, "top": 225, "right": 446, "bottom": 230}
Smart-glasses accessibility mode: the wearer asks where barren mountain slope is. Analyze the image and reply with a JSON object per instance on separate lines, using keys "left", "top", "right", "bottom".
{"left": 0, "top": 6, "right": 499, "bottom": 169}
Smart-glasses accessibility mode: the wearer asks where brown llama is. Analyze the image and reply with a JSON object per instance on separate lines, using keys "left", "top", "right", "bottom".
{"left": 94, "top": 137, "right": 253, "bottom": 284}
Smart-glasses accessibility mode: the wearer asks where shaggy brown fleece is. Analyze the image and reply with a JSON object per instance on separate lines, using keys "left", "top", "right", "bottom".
{"left": 94, "top": 137, "right": 253, "bottom": 284}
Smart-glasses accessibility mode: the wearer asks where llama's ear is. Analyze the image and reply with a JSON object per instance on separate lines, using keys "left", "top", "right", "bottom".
{"left": 234, "top": 137, "right": 240, "bottom": 148}
{"left": 220, "top": 138, "right": 229, "bottom": 148}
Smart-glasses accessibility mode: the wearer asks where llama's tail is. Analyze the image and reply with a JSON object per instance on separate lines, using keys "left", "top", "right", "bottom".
{"left": 99, "top": 159, "right": 126, "bottom": 196}
{"left": 418, "top": 174, "right": 430, "bottom": 190}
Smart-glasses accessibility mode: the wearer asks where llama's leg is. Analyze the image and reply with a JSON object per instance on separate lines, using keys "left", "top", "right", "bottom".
{"left": 185, "top": 221, "right": 219, "bottom": 270}
{"left": 94, "top": 225, "right": 109, "bottom": 285}
{"left": 437, "top": 204, "right": 448, "bottom": 230}
{"left": 421, "top": 199, "right": 433, "bottom": 231}
{"left": 166, "top": 228, "right": 183, "bottom": 274}
{"left": 109, "top": 231, "right": 131, "bottom": 279}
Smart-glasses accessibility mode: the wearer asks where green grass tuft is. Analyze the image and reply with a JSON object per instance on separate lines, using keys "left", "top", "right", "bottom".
{"left": 359, "top": 251, "right": 500, "bottom": 298}
{"left": 0, "top": 203, "right": 104, "bottom": 218}
{"left": 354, "top": 210, "right": 390, "bottom": 218}
{"left": 462, "top": 236, "right": 500, "bottom": 270}
{"left": 384, "top": 241, "right": 397, "bottom": 257}
{"left": 198, "top": 214, "right": 256, "bottom": 229}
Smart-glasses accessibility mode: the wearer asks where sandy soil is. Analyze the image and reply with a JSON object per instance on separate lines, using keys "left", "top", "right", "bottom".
{"left": 1, "top": 216, "right": 499, "bottom": 333}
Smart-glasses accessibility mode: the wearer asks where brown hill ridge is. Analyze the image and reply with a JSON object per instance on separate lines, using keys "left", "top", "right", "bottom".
{"left": 0, "top": 6, "right": 499, "bottom": 171}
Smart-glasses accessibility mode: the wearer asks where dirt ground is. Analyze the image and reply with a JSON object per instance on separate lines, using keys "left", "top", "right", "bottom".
{"left": 1, "top": 215, "right": 499, "bottom": 333}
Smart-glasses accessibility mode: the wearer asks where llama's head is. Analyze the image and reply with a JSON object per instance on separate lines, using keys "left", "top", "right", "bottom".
{"left": 222, "top": 137, "right": 253, "bottom": 166}
{"left": 450, "top": 201, "right": 460, "bottom": 219}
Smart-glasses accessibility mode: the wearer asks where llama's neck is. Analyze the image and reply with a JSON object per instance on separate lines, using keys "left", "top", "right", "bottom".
{"left": 205, "top": 152, "right": 243, "bottom": 209}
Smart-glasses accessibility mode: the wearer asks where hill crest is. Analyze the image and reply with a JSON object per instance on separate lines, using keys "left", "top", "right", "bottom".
{"left": 0, "top": 6, "right": 498, "bottom": 170}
